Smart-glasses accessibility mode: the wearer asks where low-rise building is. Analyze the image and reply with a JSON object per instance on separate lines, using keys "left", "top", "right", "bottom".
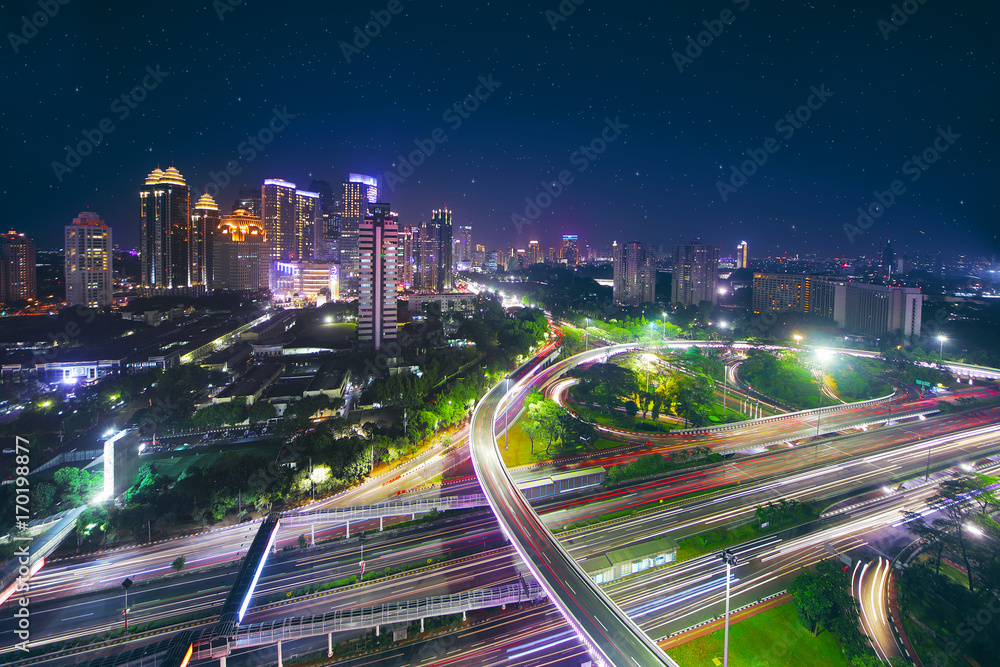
{"left": 579, "top": 536, "right": 679, "bottom": 585}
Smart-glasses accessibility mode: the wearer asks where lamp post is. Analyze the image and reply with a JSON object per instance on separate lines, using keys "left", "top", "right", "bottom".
{"left": 937, "top": 335, "right": 947, "bottom": 361}
{"left": 793, "top": 334, "right": 803, "bottom": 346}
{"left": 717, "top": 549, "right": 738, "bottom": 667}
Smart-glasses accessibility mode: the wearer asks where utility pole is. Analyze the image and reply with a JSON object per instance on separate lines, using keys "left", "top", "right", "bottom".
{"left": 717, "top": 550, "right": 738, "bottom": 667}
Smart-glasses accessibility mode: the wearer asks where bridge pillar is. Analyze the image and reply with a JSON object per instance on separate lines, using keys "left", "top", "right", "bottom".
{"left": 328, "top": 632, "right": 333, "bottom": 657}
{"left": 277, "top": 640, "right": 283, "bottom": 667}
{"left": 346, "top": 520, "right": 349, "bottom": 538}
{"left": 462, "top": 610, "right": 466, "bottom": 621}
{"left": 220, "top": 658, "right": 226, "bottom": 667}
{"left": 311, "top": 523, "right": 315, "bottom": 546}
{"left": 420, "top": 617, "right": 424, "bottom": 632}
{"left": 379, "top": 516, "right": 383, "bottom": 532}
{"left": 375, "top": 624, "right": 380, "bottom": 637}
{"left": 411, "top": 513, "right": 415, "bottom": 521}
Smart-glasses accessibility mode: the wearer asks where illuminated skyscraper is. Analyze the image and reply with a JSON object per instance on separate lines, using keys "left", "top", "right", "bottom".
{"left": 294, "top": 189, "right": 319, "bottom": 260}
{"left": 212, "top": 209, "right": 268, "bottom": 291}
{"left": 736, "top": 241, "right": 749, "bottom": 269}
{"left": 671, "top": 241, "right": 719, "bottom": 307}
{"left": 0, "top": 230, "right": 36, "bottom": 303}
{"left": 191, "top": 194, "right": 220, "bottom": 286}
{"left": 528, "top": 240, "right": 542, "bottom": 265}
{"left": 398, "top": 225, "right": 415, "bottom": 288}
{"left": 309, "top": 179, "right": 338, "bottom": 261}
{"left": 455, "top": 224, "right": 473, "bottom": 265}
{"left": 65, "top": 212, "right": 112, "bottom": 308}
{"left": 431, "top": 208, "right": 453, "bottom": 291}
{"left": 261, "top": 178, "right": 296, "bottom": 263}
{"left": 561, "top": 234, "right": 579, "bottom": 265}
{"left": 613, "top": 241, "right": 655, "bottom": 306}
{"left": 233, "top": 188, "right": 261, "bottom": 217}
{"left": 358, "top": 203, "right": 398, "bottom": 350}
{"left": 140, "top": 166, "right": 190, "bottom": 288}
{"left": 341, "top": 175, "right": 378, "bottom": 292}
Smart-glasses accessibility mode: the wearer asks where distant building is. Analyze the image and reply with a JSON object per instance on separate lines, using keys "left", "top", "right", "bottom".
{"left": 671, "top": 241, "right": 718, "bottom": 307}
{"left": 455, "top": 224, "right": 473, "bottom": 265}
{"left": 561, "top": 234, "right": 579, "bottom": 265}
{"left": 340, "top": 176, "right": 378, "bottom": 292}
{"left": 398, "top": 225, "right": 416, "bottom": 288}
{"left": 358, "top": 203, "right": 398, "bottom": 350}
{"left": 294, "top": 189, "right": 319, "bottom": 260}
{"left": 839, "top": 282, "right": 922, "bottom": 338}
{"left": 190, "top": 194, "right": 221, "bottom": 286}
{"left": 528, "top": 240, "right": 542, "bottom": 266}
{"left": 0, "top": 230, "right": 37, "bottom": 303}
{"left": 212, "top": 209, "right": 268, "bottom": 291}
{"left": 310, "top": 179, "right": 338, "bottom": 262}
{"left": 261, "top": 178, "right": 296, "bottom": 263}
{"left": 64, "top": 212, "right": 113, "bottom": 308}
{"left": 140, "top": 166, "right": 190, "bottom": 288}
{"left": 736, "top": 240, "right": 749, "bottom": 269}
{"left": 612, "top": 241, "right": 655, "bottom": 306}
{"left": 233, "top": 188, "right": 262, "bottom": 217}
{"left": 431, "top": 208, "right": 453, "bottom": 291}
{"left": 580, "top": 536, "right": 678, "bottom": 585}
{"left": 271, "top": 260, "right": 339, "bottom": 302}
{"left": 484, "top": 250, "right": 499, "bottom": 273}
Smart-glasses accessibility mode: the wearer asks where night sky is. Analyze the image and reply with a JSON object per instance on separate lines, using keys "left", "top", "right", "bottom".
{"left": 1, "top": 0, "right": 997, "bottom": 259}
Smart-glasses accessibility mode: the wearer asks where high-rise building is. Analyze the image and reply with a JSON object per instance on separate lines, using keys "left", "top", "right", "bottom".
{"left": 233, "top": 188, "right": 262, "bottom": 217}
{"left": 140, "top": 166, "right": 190, "bottom": 288}
{"left": 473, "top": 244, "right": 485, "bottom": 269}
{"left": 484, "top": 250, "right": 499, "bottom": 273}
{"left": 398, "top": 225, "right": 415, "bottom": 288}
{"left": 341, "top": 175, "right": 378, "bottom": 292}
{"left": 271, "top": 260, "right": 339, "bottom": 302}
{"left": 261, "top": 178, "right": 296, "bottom": 263}
{"left": 881, "top": 240, "right": 896, "bottom": 275}
{"left": 191, "top": 194, "right": 221, "bottom": 286}
{"left": 310, "top": 179, "right": 338, "bottom": 262}
{"left": 65, "top": 212, "right": 112, "bottom": 308}
{"left": 838, "top": 283, "right": 922, "bottom": 338}
{"left": 430, "top": 208, "right": 453, "bottom": 291}
{"left": 528, "top": 240, "right": 542, "bottom": 266}
{"left": 736, "top": 241, "right": 749, "bottom": 269}
{"left": 561, "top": 235, "right": 579, "bottom": 265}
{"left": 414, "top": 220, "right": 437, "bottom": 291}
{"left": 455, "top": 224, "right": 473, "bottom": 265}
{"left": 0, "top": 230, "right": 37, "bottom": 303}
{"left": 294, "top": 189, "right": 319, "bottom": 260}
{"left": 358, "top": 203, "right": 398, "bottom": 350}
{"left": 671, "top": 241, "right": 719, "bottom": 307}
{"left": 752, "top": 273, "right": 843, "bottom": 319}
{"left": 612, "top": 241, "right": 655, "bottom": 306}
{"left": 212, "top": 209, "right": 268, "bottom": 291}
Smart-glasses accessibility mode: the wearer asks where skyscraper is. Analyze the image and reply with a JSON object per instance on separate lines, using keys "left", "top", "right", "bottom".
{"left": 140, "top": 166, "right": 190, "bottom": 288}
{"left": 398, "top": 225, "right": 415, "bottom": 288}
{"left": 455, "top": 224, "right": 473, "bottom": 266}
{"left": 294, "top": 189, "right": 319, "bottom": 260}
{"left": 736, "top": 241, "right": 749, "bottom": 269}
{"left": 528, "top": 240, "right": 542, "bottom": 266}
{"left": 261, "top": 178, "right": 296, "bottom": 263}
{"left": 415, "top": 219, "right": 437, "bottom": 291}
{"left": 233, "top": 188, "right": 262, "bottom": 217}
{"left": 430, "top": 208, "right": 453, "bottom": 292}
{"left": 0, "top": 230, "right": 37, "bottom": 303}
{"left": 212, "top": 209, "right": 268, "bottom": 291}
{"left": 358, "top": 203, "right": 398, "bottom": 350}
{"left": 671, "top": 241, "right": 719, "bottom": 307}
{"left": 612, "top": 241, "right": 655, "bottom": 306}
{"left": 341, "top": 175, "right": 378, "bottom": 292}
{"left": 191, "top": 194, "right": 221, "bottom": 286}
{"left": 561, "top": 235, "right": 579, "bottom": 265}
{"left": 65, "top": 212, "right": 112, "bottom": 308}
{"left": 309, "top": 179, "right": 338, "bottom": 262}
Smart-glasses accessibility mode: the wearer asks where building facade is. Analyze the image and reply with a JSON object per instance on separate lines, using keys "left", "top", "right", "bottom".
{"left": 64, "top": 212, "right": 112, "bottom": 308}
{"left": 212, "top": 209, "right": 268, "bottom": 291}
{"left": 358, "top": 203, "right": 398, "bottom": 350}
{"left": 190, "top": 194, "right": 221, "bottom": 286}
{"left": 294, "top": 189, "right": 319, "bottom": 260}
{"left": 261, "top": 178, "right": 296, "bottom": 263}
{"left": 0, "top": 230, "right": 37, "bottom": 303}
{"left": 671, "top": 241, "right": 719, "bottom": 307}
{"left": 736, "top": 241, "right": 749, "bottom": 269}
{"left": 271, "top": 260, "right": 339, "bottom": 302}
{"left": 431, "top": 208, "right": 453, "bottom": 292}
{"left": 561, "top": 234, "right": 579, "bottom": 265}
{"left": 839, "top": 283, "right": 922, "bottom": 338}
{"left": 341, "top": 175, "right": 378, "bottom": 292}
{"left": 752, "top": 273, "right": 843, "bottom": 320}
{"left": 139, "top": 166, "right": 190, "bottom": 288}
{"left": 612, "top": 241, "right": 655, "bottom": 306}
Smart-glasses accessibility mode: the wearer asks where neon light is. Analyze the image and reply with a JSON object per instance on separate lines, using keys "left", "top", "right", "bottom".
{"left": 238, "top": 518, "right": 281, "bottom": 623}
{"left": 348, "top": 173, "right": 377, "bottom": 187}
{"left": 264, "top": 179, "right": 297, "bottom": 189}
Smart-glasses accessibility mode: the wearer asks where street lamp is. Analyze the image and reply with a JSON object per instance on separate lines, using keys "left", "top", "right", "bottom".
{"left": 649, "top": 321, "right": 656, "bottom": 344}
{"left": 642, "top": 354, "right": 655, "bottom": 393}
{"left": 717, "top": 549, "right": 739, "bottom": 667}
{"left": 792, "top": 334, "right": 803, "bottom": 346}
{"left": 937, "top": 335, "right": 948, "bottom": 361}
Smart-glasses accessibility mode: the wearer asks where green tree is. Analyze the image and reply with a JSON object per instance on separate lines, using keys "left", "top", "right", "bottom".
{"left": 171, "top": 555, "right": 186, "bottom": 572}
{"left": 788, "top": 560, "right": 855, "bottom": 636}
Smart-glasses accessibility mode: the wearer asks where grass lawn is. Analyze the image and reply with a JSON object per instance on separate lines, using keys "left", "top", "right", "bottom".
{"left": 501, "top": 415, "right": 549, "bottom": 468}
{"left": 666, "top": 601, "right": 848, "bottom": 667}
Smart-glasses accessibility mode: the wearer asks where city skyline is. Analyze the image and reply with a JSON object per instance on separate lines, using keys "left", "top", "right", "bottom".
{"left": 1, "top": 2, "right": 995, "bottom": 259}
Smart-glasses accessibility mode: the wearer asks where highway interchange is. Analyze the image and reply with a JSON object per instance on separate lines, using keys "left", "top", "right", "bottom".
{"left": 4, "top": 339, "right": 1000, "bottom": 666}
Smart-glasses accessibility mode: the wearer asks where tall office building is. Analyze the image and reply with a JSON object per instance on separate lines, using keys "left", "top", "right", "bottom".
{"left": 839, "top": 283, "right": 921, "bottom": 338}
{"left": 140, "top": 166, "right": 190, "bottom": 288}
{"left": 358, "top": 203, "right": 398, "bottom": 350}
{"left": 752, "top": 273, "right": 843, "bottom": 319}
{"left": 233, "top": 188, "right": 261, "bottom": 217}
{"left": 430, "top": 208, "right": 453, "bottom": 292}
{"left": 736, "top": 241, "right": 749, "bottom": 269}
{"left": 261, "top": 178, "right": 296, "bottom": 263}
{"left": 341, "top": 175, "right": 378, "bottom": 292}
{"left": 671, "top": 241, "right": 719, "bottom": 307}
{"left": 455, "top": 224, "right": 473, "bottom": 266}
{"left": 65, "top": 212, "right": 112, "bottom": 308}
{"left": 212, "top": 209, "right": 268, "bottom": 291}
{"left": 561, "top": 235, "right": 579, "bottom": 265}
{"left": 473, "top": 244, "right": 485, "bottom": 269}
{"left": 415, "top": 220, "right": 437, "bottom": 291}
{"left": 294, "top": 189, "right": 319, "bottom": 260}
{"left": 528, "top": 240, "right": 542, "bottom": 266}
{"left": 398, "top": 225, "right": 415, "bottom": 288}
{"left": 191, "top": 194, "right": 221, "bottom": 286}
{"left": 0, "top": 230, "right": 37, "bottom": 303}
{"left": 612, "top": 241, "right": 655, "bottom": 306}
